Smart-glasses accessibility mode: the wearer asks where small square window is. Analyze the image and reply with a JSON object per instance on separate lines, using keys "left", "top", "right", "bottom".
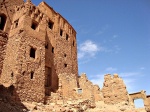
{"left": 14, "top": 19, "right": 19, "bottom": 28}
{"left": 45, "top": 43, "right": 48, "bottom": 49}
{"left": 77, "top": 89, "right": 82, "bottom": 94}
{"left": 31, "top": 21, "right": 38, "bottom": 30}
{"left": 31, "top": 71, "right": 34, "bottom": 79}
{"left": 64, "top": 53, "right": 67, "bottom": 57}
{"left": 30, "top": 47, "right": 36, "bottom": 58}
{"left": 60, "top": 29, "right": 63, "bottom": 36}
{"left": 52, "top": 47, "right": 54, "bottom": 53}
{"left": 66, "top": 34, "right": 69, "bottom": 40}
{"left": 48, "top": 21, "right": 54, "bottom": 29}
{"left": 73, "top": 41, "right": 75, "bottom": 46}
{"left": 64, "top": 63, "right": 67, "bottom": 68}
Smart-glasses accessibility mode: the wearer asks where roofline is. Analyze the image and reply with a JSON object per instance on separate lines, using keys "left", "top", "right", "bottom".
{"left": 39, "top": 1, "right": 76, "bottom": 34}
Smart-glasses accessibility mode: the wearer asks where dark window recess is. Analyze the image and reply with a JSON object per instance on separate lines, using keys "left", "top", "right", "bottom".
{"left": 11, "top": 72, "right": 14, "bottom": 78}
{"left": 48, "top": 21, "right": 54, "bottom": 29}
{"left": 22, "top": 71, "right": 25, "bottom": 76}
{"left": 30, "top": 71, "right": 34, "bottom": 79}
{"left": 64, "top": 64, "right": 67, "bottom": 68}
{"left": 64, "top": 53, "right": 67, "bottom": 57}
{"left": 73, "top": 42, "right": 74, "bottom": 46}
{"left": 31, "top": 21, "right": 38, "bottom": 30}
{"left": 14, "top": 19, "right": 19, "bottom": 28}
{"left": 52, "top": 47, "right": 54, "bottom": 53}
{"left": 30, "top": 47, "right": 36, "bottom": 58}
{"left": 0, "top": 14, "right": 7, "bottom": 30}
{"left": 66, "top": 34, "right": 69, "bottom": 40}
{"left": 60, "top": 29, "right": 63, "bottom": 36}
{"left": 45, "top": 43, "right": 48, "bottom": 49}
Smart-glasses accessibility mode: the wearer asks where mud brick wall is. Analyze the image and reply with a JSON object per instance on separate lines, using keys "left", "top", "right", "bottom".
{"left": 58, "top": 73, "right": 78, "bottom": 100}
{"left": 0, "top": 0, "right": 24, "bottom": 33}
{"left": 102, "top": 74, "right": 129, "bottom": 104}
{"left": 0, "top": 32, "right": 7, "bottom": 76}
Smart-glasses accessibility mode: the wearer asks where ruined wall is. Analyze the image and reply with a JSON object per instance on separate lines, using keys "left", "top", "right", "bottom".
{"left": 102, "top": 74, "right": 129, "bottom": 104}
{"left": 0, "top": 0, "right": 24, "bottom": 33}
{"left": 78, "top": 73, "right": 103, "bottom": 102}
{"left": 58, "top": 73, "right": 78, "bottom": 100}
{"left": 145, "top": 96, "right": 150, "bottom": 111}
{"left": 78, "top": 73, "right": 94, "bottom": 101}
{"left": 0, "top": 31, "right": 7, "bottom": 76}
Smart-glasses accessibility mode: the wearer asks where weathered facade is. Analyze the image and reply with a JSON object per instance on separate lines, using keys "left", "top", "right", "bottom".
{"left": 0, "top": 0, "right": 150, "bottom": 112}
{"left": 0, "top": 0, "right": 78, "bottom": 102}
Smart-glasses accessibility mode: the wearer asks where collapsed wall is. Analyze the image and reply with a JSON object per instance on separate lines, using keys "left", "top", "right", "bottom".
{"left": 101, "top": 74, "right": 129, "bottom": 104}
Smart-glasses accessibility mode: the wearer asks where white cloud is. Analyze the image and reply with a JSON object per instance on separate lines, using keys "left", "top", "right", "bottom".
{"left": 78, "top": 40, "right": 101, "bottom": 59}
{"left": 113, "top": 35, "right": 118, "bottom": 38}
{"left": 119, "top": 72, "right": 140, "bottom": 78}
{"left": 105, "top": 67, "right": 117, "bottom": 73}
{"left": 140, "top": 67, "right": 145, "bottom": 70}
{"left": 95, "top": 24, "right": 110, "bottom": 36}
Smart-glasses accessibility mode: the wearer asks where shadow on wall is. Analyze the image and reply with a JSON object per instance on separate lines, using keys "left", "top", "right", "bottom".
{"left": 0, "top": 84, "right": 28, "bottom": 112}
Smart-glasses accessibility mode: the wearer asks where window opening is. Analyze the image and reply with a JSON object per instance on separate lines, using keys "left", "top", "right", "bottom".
{"left": 64, "top": 63, "right": 67, "bottom": 68}
{"left": 11, "top": 72, "right": 14, "bottom": 78}
{"left": 14, "top": 19, "right": 19, "bottom": 28}
{"left": 64, "top": 53, "right": 67, "bottom": 57}
{"left": 31, "top": 71, "right": 34, "bottom": 79}
{"left": 45, "top": 42, "right": 48, "bottom": 49}
{"left": 30, "top": 47, "right": 36, "bottom": 58}
{"left": 52, "top": 47, "right": 54, "bottom": 53}
{"left": 66, "top": 34, "right": 69, "bottom": 40}
{"left": 73, "top": 41, "right": 75, "bottom": 46}
{"left": 134, "top": 99, "right": 144, "bottom": 108}
{"left": 31, "top": 21, "right": 38, "bottom": 30}
{"left": 60, "top": 29, "right": 63, "bottom": 36}
{"left": 0, "top": 14, "right": 7, "bottom": 30}
{"left": 77, "top": 89, "right": 82, "bottom": 94}
{"left": 48, "top": 21, "right": 54, "bottom": 29}
{"left": 22, "top": 71, "right": 25, "bottom": 76}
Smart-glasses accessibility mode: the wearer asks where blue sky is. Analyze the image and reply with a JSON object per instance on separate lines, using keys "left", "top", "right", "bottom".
{"left": 32, "top": 0, "right": 150, "bottom": 107}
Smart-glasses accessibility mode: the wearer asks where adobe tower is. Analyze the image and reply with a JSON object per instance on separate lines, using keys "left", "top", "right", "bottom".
{"left": 0, "top": 0, "right": 78, "bottom": 102}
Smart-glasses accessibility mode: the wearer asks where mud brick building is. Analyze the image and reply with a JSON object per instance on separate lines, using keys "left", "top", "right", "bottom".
{"left": 0, "top": 0, "right": 150, "bottom": 111}
{"left": 0, "top": 0, "right": 78, "bottom": 102}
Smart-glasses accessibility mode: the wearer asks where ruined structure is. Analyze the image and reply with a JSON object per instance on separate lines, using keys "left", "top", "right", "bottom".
{"left": 0, "top": 0, "right": 78, "bottom": 103}
{"left": 0, "top": 0, "right": 149, "bottom": 112}
{"left": 102, "top": 74, "right": 129, "bottom": 104}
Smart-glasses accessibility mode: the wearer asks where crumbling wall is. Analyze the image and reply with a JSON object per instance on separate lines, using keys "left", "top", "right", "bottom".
{"left": 145, "top": 96, "right": 150, "bottom": 112}
{"left": 93, "top": 85, "right": 103, "bottom": 102}
{"left": 0, "top": 0, "right": 24, "bottom": 33}
{"left": 78, "top": 73, "right": 94, "bottom": 101}
{"left": 102, "top": 74, "right": 129, "bottom": 104}
{"left": 58, "top": 73, "right": 78, "bottom": 100}
{"left": 78, "top": 73, "right": 103, "bottom": 103}
{"left": 0, "top": 31, "right": 7, "bottom": 76}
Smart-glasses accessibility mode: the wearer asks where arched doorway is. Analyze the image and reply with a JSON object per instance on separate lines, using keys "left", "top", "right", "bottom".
{"left": 0, "top": 13, "right": 7, "bottom": 30}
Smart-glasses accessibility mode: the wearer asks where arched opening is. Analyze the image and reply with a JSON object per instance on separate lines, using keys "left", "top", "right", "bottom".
{"left": 134, "top": 99, "right": 144, "bottom": 108}
{"left": 0, "top": 14, "right": 7, "bottom": 31}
